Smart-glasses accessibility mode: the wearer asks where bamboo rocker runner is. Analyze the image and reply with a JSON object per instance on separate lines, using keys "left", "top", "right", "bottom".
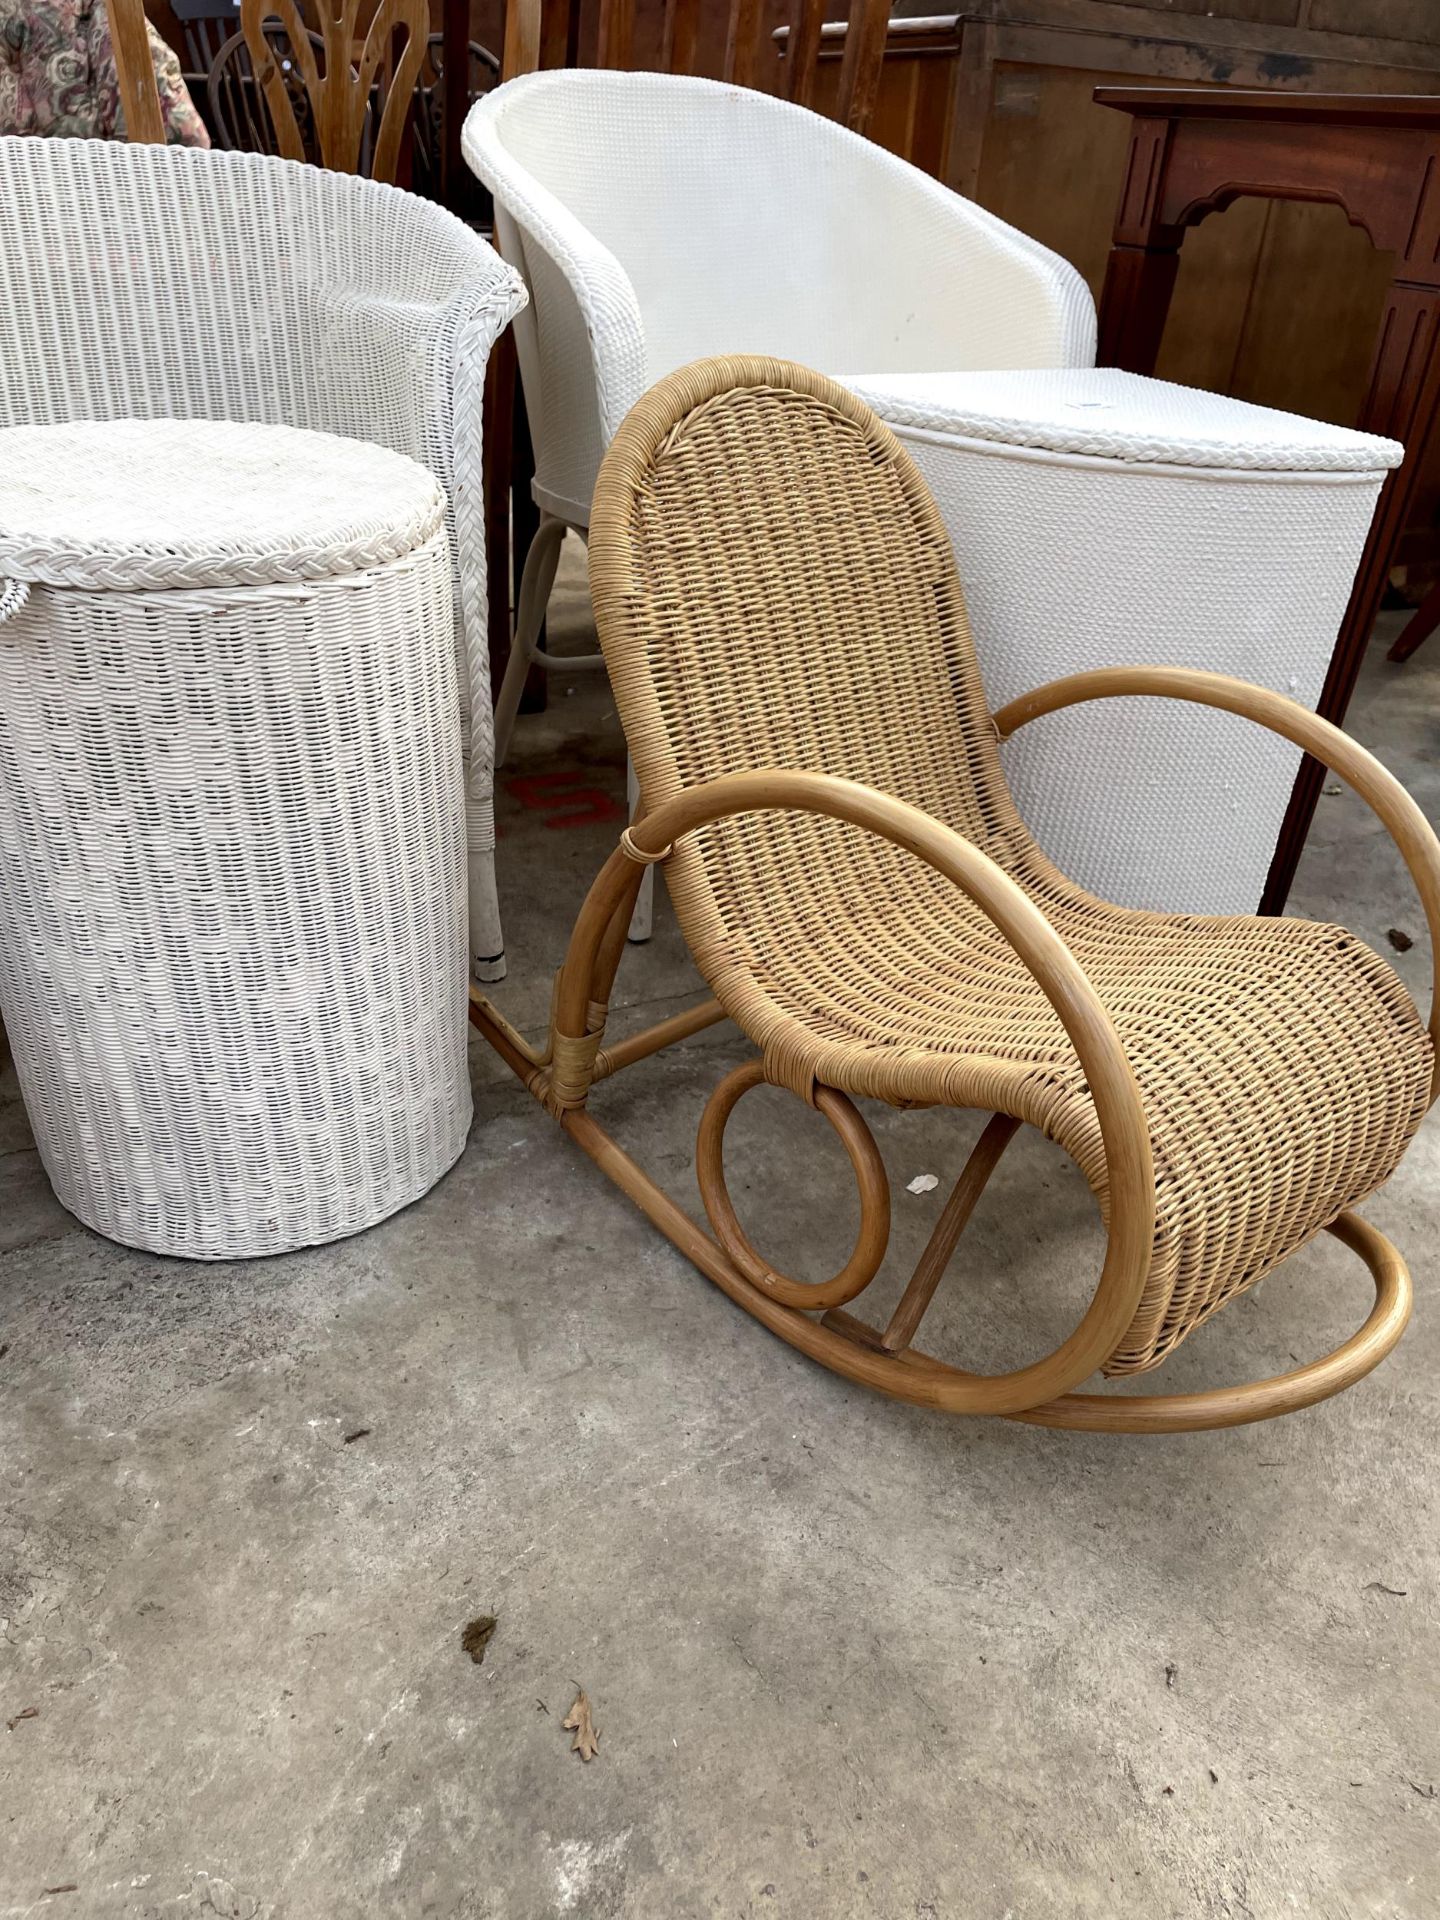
{"left": 471, "top": 356, "right": 1439, "bottom": 1435}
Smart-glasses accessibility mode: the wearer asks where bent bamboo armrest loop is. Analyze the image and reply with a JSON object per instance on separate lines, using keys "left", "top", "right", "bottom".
{"left": 992, "top": 665, "right": 1440, "bottom": 1104}
{"left": 559, "top": 769, "right": 1157, "bottom": 1408}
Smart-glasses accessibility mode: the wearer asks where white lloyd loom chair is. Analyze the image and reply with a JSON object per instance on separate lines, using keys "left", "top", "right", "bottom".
{"left": 469, "top": 358, "right": 1440, "bottom": 1434}
{"left": 466, "top": 69, "right": 1400, "bottom": 927}
{"left": 0, "top": 135, "right": 525, "bottom": 980}
{"left": 462, "top": 66, "right": 1093, "bottom": 939}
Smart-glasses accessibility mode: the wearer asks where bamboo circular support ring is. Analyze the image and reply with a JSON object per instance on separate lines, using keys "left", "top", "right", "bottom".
{"left": 697, "top": 1058, "right": 890, "bottom": 1311}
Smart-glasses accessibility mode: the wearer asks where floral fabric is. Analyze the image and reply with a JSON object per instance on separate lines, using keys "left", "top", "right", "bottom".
{"left": 0, "top": 0, "right": 210, "bottom": 145}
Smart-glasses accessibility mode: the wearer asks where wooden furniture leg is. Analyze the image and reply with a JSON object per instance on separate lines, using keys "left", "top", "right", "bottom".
{"left": 1389, "top": 577, "right": 1440, "bottom": 663}
{"left": 1264, "top": 285, "right": 1440, "bottom": 907}
{"left": 1096, "top": 243, "right": 1179, "bottom": 374}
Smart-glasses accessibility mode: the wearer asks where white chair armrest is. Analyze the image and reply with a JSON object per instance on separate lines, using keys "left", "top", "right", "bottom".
{"left": 463, "top": 97, "right": 647, "bottom": 444}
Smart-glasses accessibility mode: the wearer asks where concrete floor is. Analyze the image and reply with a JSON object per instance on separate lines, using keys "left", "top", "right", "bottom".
{"left": 2, "top": 568, "right": 1438, "bottom": 1919}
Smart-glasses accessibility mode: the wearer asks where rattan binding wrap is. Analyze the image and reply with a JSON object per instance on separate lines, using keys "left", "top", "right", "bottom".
{"left": 590, "top": 358, "right": 1434, "bottom": 1375}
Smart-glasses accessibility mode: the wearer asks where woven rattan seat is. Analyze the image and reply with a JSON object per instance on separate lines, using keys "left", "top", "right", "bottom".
{"left": 472, "top": 357, "right": 1440, "bottom": 1433}
{"left": 705, "top": 864, "right": 1427, "bottom": 1374}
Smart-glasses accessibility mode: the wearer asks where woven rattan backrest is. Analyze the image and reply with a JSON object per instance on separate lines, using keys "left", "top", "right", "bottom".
{"left": 590, "top": 356, "right": 1032, "bottom": 951}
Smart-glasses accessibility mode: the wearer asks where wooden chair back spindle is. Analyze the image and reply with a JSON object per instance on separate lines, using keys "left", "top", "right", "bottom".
{"left": 495, "top": 1, "right": 892, "bottom": 132}
{"left": 784, "top": 0, "right": 826, "bottom": 105}
{"left": 208, "top": 22, "right": 330, "bottom": 156}
{"left": 241, "top": 0, "right": 428, "bottom": 182}
{"left": 502, "top": 0, "right": 542, "bottom": 79}
{"left": 660, "top": 0, "right": 701, "bottom": 77}
{"left": 833, "top": 0, "right": 890, "bottom": 130}
{"left": 721, "top": 0, "right": 765, "bottom": 87}
{"left": 107, "top": 0, "right": 167, "bottom": 143}
{"left": 595, "top": 0, "right": 634, "bottom": 70}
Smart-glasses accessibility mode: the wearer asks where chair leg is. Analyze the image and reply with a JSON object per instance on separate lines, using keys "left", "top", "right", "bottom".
{"left": 1387, "top": 577, "right": 1440, "bottom": 663}
{"left": 494, "top": 512, "right": 566, "bottom": 767}
{"left": 626, "top": 755, "right": 654, "bottom": 943}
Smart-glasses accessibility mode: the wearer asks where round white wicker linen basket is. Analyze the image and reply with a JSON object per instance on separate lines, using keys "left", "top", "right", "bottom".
{"left": 0, "top": 420, "right": 473, "bottom": 1258}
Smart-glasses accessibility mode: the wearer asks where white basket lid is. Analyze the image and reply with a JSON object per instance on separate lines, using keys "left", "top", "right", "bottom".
{"left": 0, "top": 419, "right": 446, "bottom": 590}
{"left": 844, "top": 368, "right": 1405, "bottom": 476}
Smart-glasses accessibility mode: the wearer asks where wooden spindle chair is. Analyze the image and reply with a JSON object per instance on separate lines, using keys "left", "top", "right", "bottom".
{"left": 497, "top": 1, "right": 894, "bottom": 132}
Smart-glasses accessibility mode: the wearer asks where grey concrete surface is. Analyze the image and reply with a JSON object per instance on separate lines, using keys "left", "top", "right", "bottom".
{"left": 2, "top": 574, "right": 1437, "bottom": 1920}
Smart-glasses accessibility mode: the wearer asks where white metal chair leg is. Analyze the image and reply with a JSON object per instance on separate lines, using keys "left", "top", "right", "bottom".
{"left": 495, "top": 518, "right": 650, "bottom": 938}
{"left": 626, "top": 755, "right": 654, "bottom": 942}
{"left": 494, "top": 512, "right": 567, "bottom": 767}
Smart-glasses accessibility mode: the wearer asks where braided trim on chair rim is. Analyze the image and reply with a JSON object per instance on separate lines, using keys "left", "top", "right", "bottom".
{"left": 0, "top": 514, "right": 447, "bottom": 592}
{"left": 848, "top": 378, "right": 1405, "bottom": 474}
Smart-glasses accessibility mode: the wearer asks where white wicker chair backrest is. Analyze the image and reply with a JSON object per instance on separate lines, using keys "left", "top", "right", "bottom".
{"left": 0, "top": 135, "right": 523, "bottom": 741}
{"left": 0, "top": 134, "right": 526, "bottom": 972}
{"left": 463, "top": 68, "right": 1096, "bottom": 525}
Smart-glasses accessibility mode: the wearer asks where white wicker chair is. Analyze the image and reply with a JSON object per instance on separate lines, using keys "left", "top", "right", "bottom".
{"left": 0, "top": 135, "right": 526, "bottom": 981}
{"left": 464, "top": 71, "right": 1398, "bottom": 920}
{"left": 463, "top": 68, "right": 1094, "bottom": 939}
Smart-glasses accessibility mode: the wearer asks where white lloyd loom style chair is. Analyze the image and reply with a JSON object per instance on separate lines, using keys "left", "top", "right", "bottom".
{"left": 469, "top": 358, "right": 1440, "bottom": 1434}
{"left": 462, "top": 66, "right": 1093, "bottom": 939}
{"left": 0, "top": 136, "right": 525, "bottom": 980}
{"left": 464, "top": 69, "right": 1400, "bottom": 922}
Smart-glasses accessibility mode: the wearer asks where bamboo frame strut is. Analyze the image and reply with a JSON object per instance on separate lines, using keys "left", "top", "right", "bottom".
{"left": 872, "top": 1111, "right": 1019, "bottom": 1353}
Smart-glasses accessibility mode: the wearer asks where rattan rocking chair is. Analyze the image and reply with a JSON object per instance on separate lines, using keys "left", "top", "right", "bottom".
{"left": 470, "top": 357, "right": 1440, "bottom": 1433}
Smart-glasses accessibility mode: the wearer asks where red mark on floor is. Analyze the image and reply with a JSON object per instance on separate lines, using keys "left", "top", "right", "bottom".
{"left": 506, "top": 770, "right": 627, "bottom": 832}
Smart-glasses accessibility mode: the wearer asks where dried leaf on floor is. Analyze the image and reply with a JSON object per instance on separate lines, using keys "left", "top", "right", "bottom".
{"left": 563, "top": 1689, "right": 600, "bottom": 1762}
{"left": 461, "top": 1616, "right": 497, "bottom": 1664}
{"left": 6, "top": 1706, "right": 38, "bottom": 1731}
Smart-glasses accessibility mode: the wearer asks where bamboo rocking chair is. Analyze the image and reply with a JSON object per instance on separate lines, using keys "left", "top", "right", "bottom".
{"left": 470, "top": 357, "right": 1440, "bottom": 1433}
